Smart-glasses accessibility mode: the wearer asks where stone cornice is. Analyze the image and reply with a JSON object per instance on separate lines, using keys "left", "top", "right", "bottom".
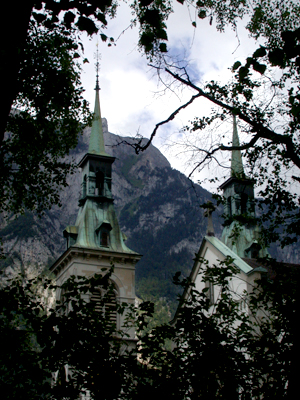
{"left": 50, "top": 246, "right": 142, "bottom": 277}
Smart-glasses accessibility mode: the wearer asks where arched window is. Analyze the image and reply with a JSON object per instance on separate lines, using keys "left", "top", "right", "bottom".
{"left": 58, "top": 281, "right": 70, "bottom": 314}
{"left": 90, "top": 283, "right": 118, "bottom": 329}
{"left": 95, "top": 221, "right": 112, "bottom": 247}
{"left": 235, "top": 196, "right": 241, "bottom": 215}
{"left": 205, "top": 280, "right": 214, "bottom": 305}
{"left": 101, "top": 230, "right": 109, "bottom": 247}
{"left": 96, "top": 171, "right": 104, "bottom": 196}
{"left": 241, "top": 193, "right": 248, "bottom": 214}
{"left": 245, "top": 242, "right": 261, "bottom": 259}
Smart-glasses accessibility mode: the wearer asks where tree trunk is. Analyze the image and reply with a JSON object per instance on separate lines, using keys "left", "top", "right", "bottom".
{"left": 0, "top": 2, "right": 34, "bottom": 142}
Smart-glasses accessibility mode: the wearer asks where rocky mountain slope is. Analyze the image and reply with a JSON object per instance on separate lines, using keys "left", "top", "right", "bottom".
{"left": 1, "top": 119, "right": 299, "bottom": 305}
{"left": 0, "top": 120, "right": 218, "bottom": 301}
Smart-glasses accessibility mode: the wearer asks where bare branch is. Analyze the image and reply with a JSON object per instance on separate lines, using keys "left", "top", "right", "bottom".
{"left": 220, "top": 133, "right": 261, "bottom": 152}
{"left": 117, "top": 92, "right": 202, "bottom": 154}
{"left": 164, "top": 68, "right": 300, "bottom": 170}
{"left": 188, "top": 146, "right": 227, "bottom": 178}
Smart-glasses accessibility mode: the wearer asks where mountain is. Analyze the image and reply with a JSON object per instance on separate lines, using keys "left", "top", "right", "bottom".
{"left": 0, "top": 120, "right": 218, "bottom": 302}
{"left": 1, "top": 119, "right": 299, "bottom": 307}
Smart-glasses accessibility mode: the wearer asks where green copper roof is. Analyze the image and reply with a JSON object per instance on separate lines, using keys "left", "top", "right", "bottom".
{"left": 231, "top": 115, "right": 245, "bottom": 177}
{"left": 73, "top": 199, "right": 138, "bottom": 254}
{"left": 88, "top": 85, "right": 111, "bottom": 157}
{"left": 205, "top": 235, "right": 253, "bottom": 274}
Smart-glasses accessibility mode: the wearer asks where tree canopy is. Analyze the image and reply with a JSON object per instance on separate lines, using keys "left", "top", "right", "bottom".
{"left": 2, "top": 255, "right": 299, "bottom": 399}
{"left": 1, "top": 1, "right": 118, "bottom": 215}
{"left": 2, "top": 0, "right": 299, "bottom": 221}
{"left": 123, "top": 0, "right": 300, "bottom": 250}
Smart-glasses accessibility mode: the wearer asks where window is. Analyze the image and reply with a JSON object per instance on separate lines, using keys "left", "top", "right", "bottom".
{"left": 95, "top": 222, "right": 112, "bottom": 247}
{"left": 245, "top": 242, "right": 261, "bottom": 259}
{"left": 96, "top": 171, "right": 104, "bottom": 196}
{"left": 101, "top": 231, "right": 109, "bottom": 247}
{"left": 241, "top": 193, "right": 248, "bottom": 214}
{"left": 205, "top": 280, "right": 214, "bottom": 305}
{"left": 90, "top": 284, "right": 118, "bottom": 329}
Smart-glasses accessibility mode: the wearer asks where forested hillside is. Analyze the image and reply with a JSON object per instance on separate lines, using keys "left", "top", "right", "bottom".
{"left": 1, "top": 119, "right": 298, "bottom": 311}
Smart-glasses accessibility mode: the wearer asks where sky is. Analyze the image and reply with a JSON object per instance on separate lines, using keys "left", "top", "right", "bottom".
{"left": 79, "top": 2, "right": 258, "bottom": 193}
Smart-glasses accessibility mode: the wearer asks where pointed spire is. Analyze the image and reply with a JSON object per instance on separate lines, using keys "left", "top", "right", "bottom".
{"left": 231, "top": 115, "right": 245, "bottom": 177}
{"left": 88, "top": 46, "right": 110, "bottom": 157}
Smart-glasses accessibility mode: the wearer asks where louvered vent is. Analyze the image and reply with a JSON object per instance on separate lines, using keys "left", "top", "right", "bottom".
{"left": 90, "top": 290, "right": 103, "bottom": 313}
{"left": 90, "top": 287, "right": 117, "bottom": 328}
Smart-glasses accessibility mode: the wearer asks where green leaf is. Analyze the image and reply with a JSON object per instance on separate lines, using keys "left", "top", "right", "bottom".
{"left": 95, "top": 12, "right": 108, "bottom": 26}
{"left": 238, "top": 66, "right": 249, "bottom": 80}
{"left": 139, "top": 0, "right": 155, "bottom": 6}
{"left": 268, "top": 48, "right": 286, "bottom": 67}
{"left": 157, "top": 28, "right": 168, "bottom": 40}
{"left": 252, "top": 61, "right": 266, "bottom": 74}
{"left": 140, "top": 32, "right": 155, "bottom": 53}
{"left": 253, "top": 46, "right": 267, "bottom": 58}
{"left": 198, "top": 10, "right": 206, "bottom": 19}
{"left": 32, "top": 12, "right": 47, "bottom": 24}
{"left": 76, "top": 16, "right": 97, "bottom": 35}
{"left": 159, "top": 43, "right": 167, "bottom": 52}
{"left": 232, "top": 61, "right": 241, "bottom": 71}
{"left": 192, "top": 21, "right": 197, "bottom": 27}
{"left": 141, "top": 9, "right": 161, "bottom": 29}
{"left": 64, "top": 11, "right": 75, "bottom": 27}
{"left": 100, "top": 34, "right": 108, "bottom": 42}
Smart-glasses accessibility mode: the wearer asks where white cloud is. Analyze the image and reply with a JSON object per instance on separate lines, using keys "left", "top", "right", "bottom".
{"left": 80, "top": 2, "right": 259, "bottom": 192}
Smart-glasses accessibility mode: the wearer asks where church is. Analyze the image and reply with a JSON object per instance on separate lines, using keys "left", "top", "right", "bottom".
{"left": 50, "top": 73, "right": 142, "bottom": 343}
{"left": 50, "top": 68, "right": 270, "bottom": 328}
{"left": 50, "top": 61, "right": 290, "bottom": 338}
{"left": 175, "top": 116, "right": 271, "bottom": 315}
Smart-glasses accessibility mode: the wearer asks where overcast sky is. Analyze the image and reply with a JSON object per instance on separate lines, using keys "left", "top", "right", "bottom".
{"left": 79, "top": 2, "right": 257, "bottom": 192}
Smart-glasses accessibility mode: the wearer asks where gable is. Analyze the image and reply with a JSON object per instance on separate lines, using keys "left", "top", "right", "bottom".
{"left": 180, "top": 235, "right": 255, "bottom": 309}
{"left": 204, "top": 236, "right": 253, "bottom": 274}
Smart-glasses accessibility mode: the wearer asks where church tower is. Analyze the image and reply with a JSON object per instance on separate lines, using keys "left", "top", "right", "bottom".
{"left": 220, "top": 116, "right": 268, "bottom": 259}
{"left": 50, "top": 70, "right": 142, "bottom": 341}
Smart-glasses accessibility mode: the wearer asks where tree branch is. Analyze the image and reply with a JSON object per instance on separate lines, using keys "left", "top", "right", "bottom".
{"left": 117, "top": 92, "right": 202, "bottom": 154}
{"left": 164, "top": 68, "right": 300, "bottom": 170}
{"left": 119, "top": 65, "right": 300, "bottom": 172}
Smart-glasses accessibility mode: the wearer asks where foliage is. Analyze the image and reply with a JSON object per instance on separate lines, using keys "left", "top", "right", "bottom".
{"left": 0, "top": 213, "right": 36, "bottom": 241}
{"left": 1, "top": 2, "right": 299, "bottom": 397}
{"left": 134, "top": 257, "right": 299, "bottom": 400}
{"left": 1, "top": 19, "right": 91, "bottom": 215}
{"left": 126, "top": 0, "right": 300, "bottom": 250}
{"left": 1, "top": 0, "right": 120, "bottom": 215}
{"left": 0, "top": 269, "right": 136, "bottom": 400}
{"left": 1, "top": 256, "right": 298, "bottom": 399}
{"left": 131, "top": 0, "right": 172, "bottom": 57}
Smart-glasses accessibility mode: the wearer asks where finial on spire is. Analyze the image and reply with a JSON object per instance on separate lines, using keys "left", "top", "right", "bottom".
{"left": 95, "top": 42, "right": 101, "bottom": 91}
{"left": 88, "top": 44, "right": 110, "bottom": 157}
{"left": 231, "top": 115, "right": 245, "bottom": 177}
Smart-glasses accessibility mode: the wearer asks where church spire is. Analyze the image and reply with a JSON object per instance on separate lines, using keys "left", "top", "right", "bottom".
{"left": 88, "top": 47, "right": 110, "bottom": 157}
{"left": 220, "top": 115, "right": 269, "bottom": 259}
{"left": 231, "top": 115, "right": 244, "bottom": 177}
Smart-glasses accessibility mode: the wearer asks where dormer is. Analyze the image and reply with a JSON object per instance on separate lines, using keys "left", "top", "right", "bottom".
{"left": 63, "top": 226, "right": 78, "bottom": 249}
{"left": 95, "top": 221, "right": 112, "bottom": 247}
